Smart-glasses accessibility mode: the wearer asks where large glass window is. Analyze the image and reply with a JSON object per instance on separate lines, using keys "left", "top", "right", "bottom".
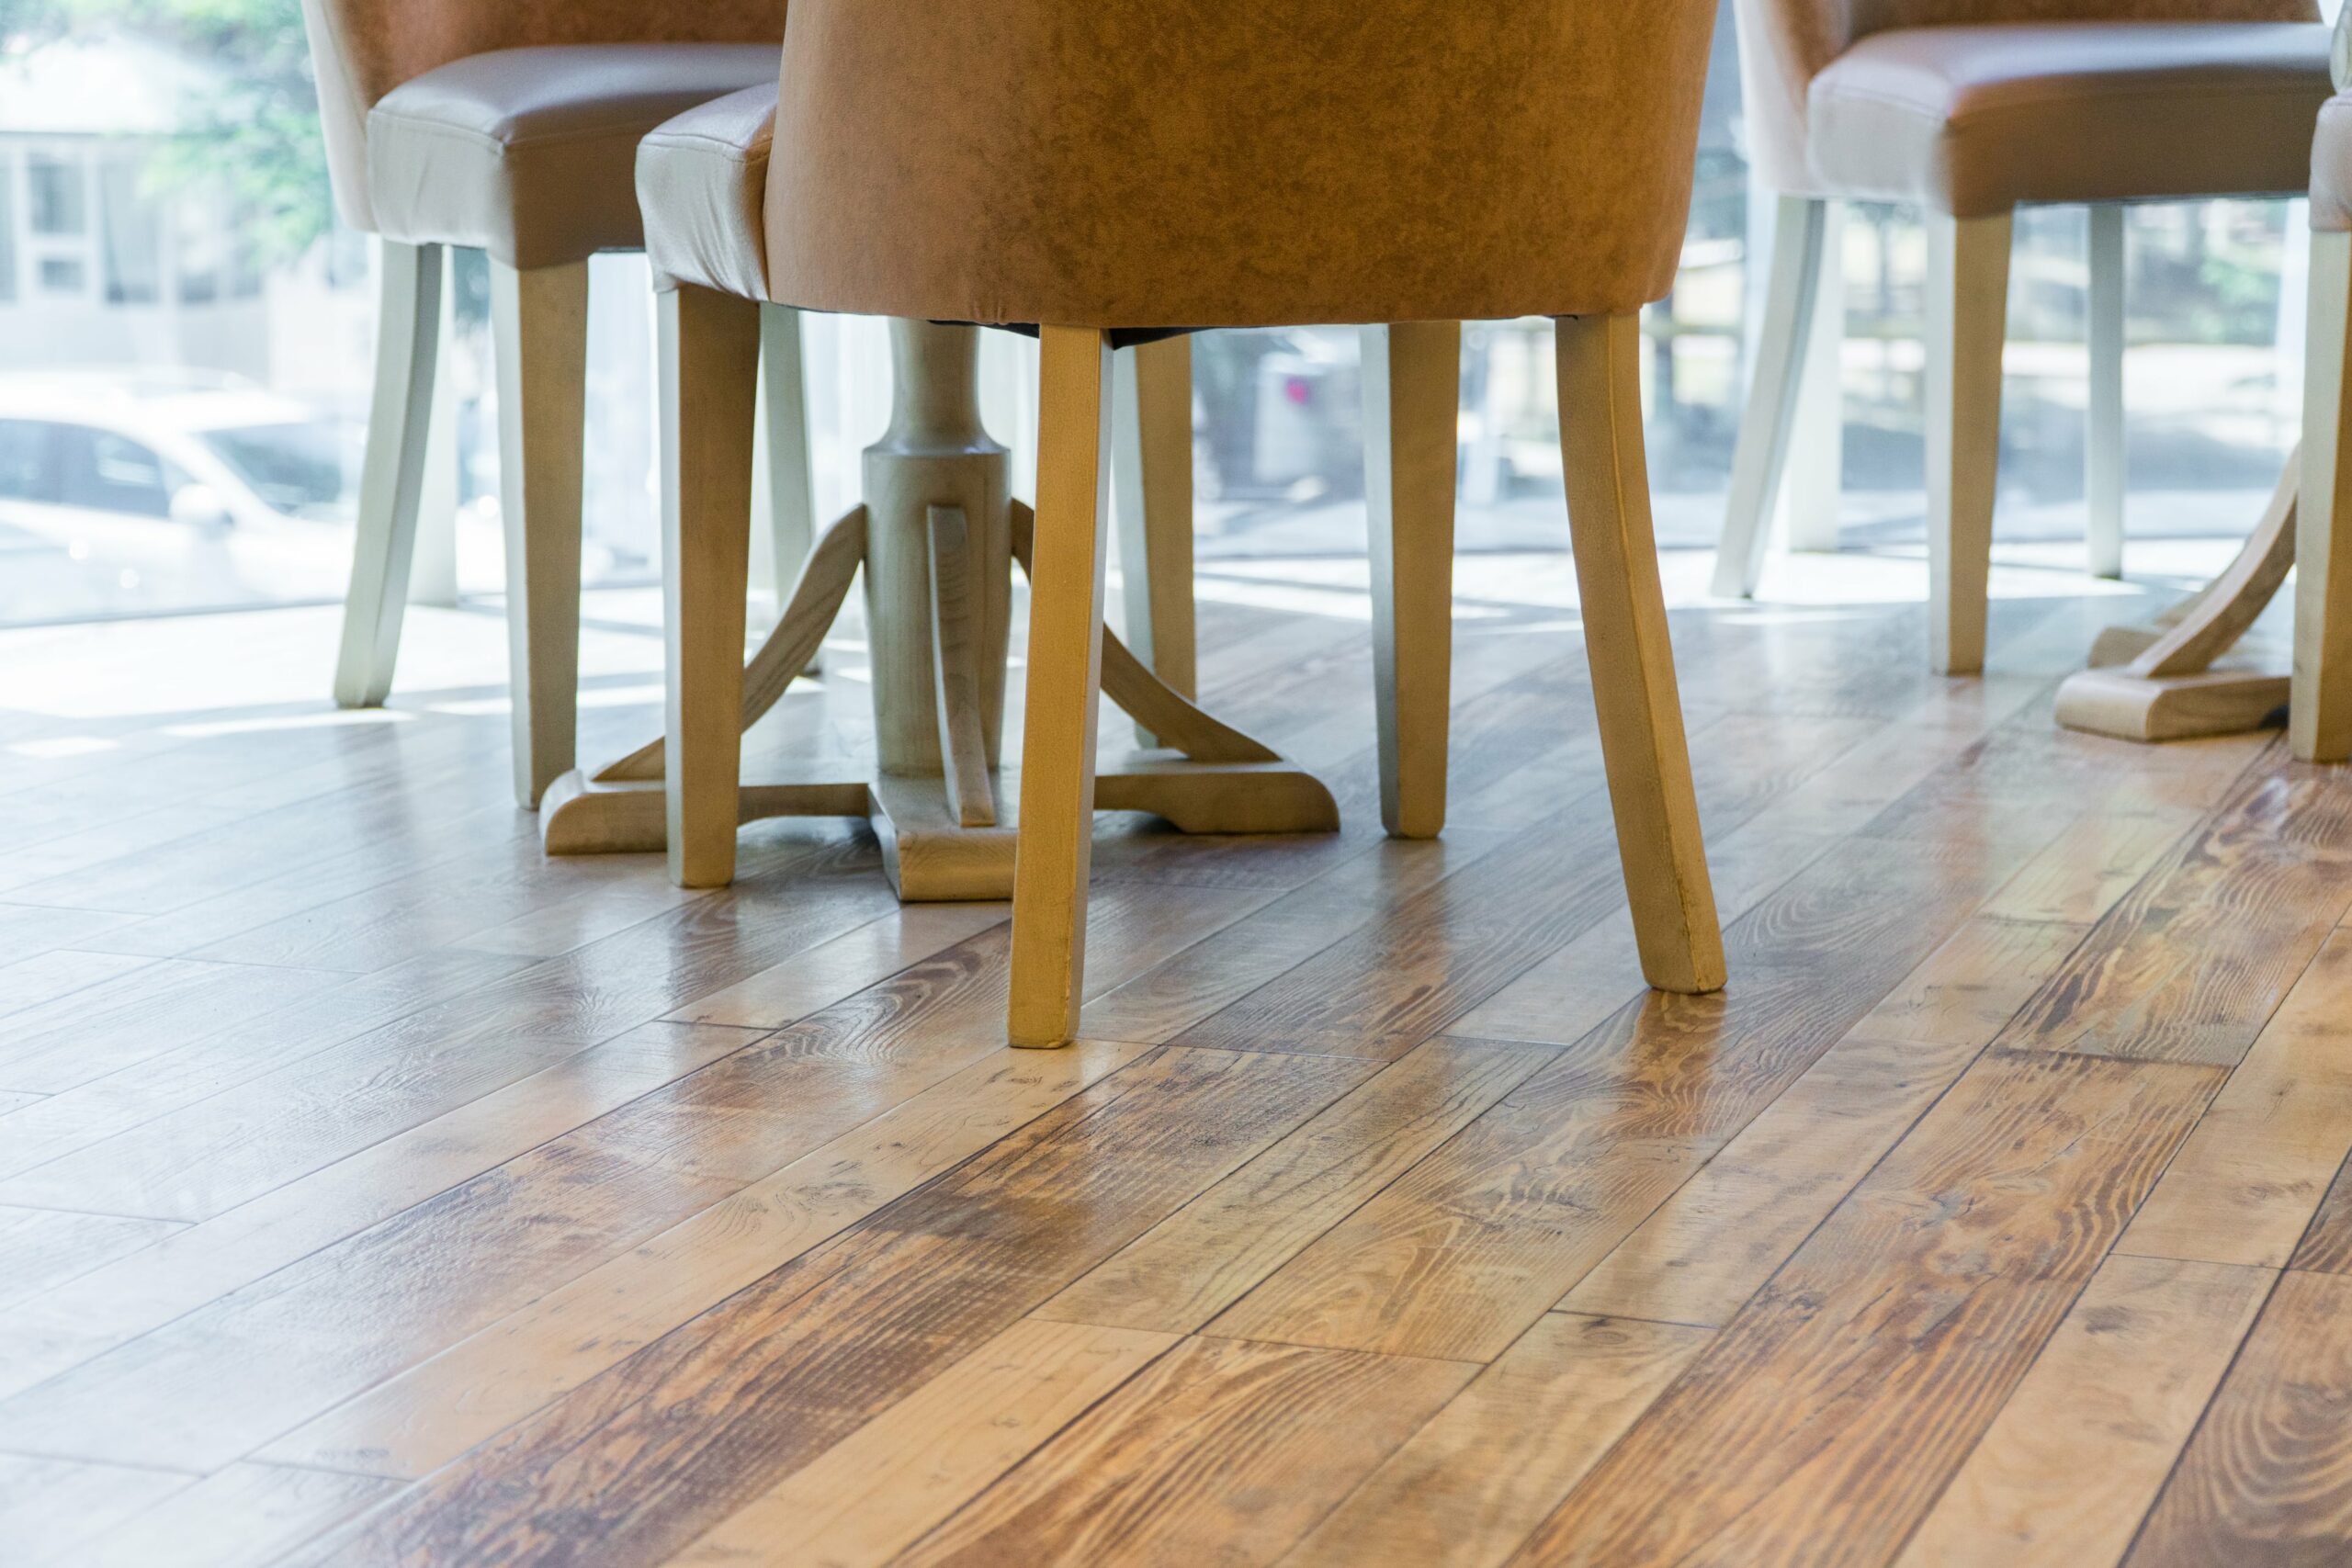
{"left": 0, "top": 0, "right": 2312, "bottom": 627}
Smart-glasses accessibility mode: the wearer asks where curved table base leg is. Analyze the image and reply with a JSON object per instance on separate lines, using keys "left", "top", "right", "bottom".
{"left": 2057, "top": 450, "right": 2298, "bottom": 742}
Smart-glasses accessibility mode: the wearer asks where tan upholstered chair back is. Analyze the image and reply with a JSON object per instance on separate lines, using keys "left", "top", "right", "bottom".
{"left": 300, "top": 0, "right": 785, "bottom": 231}
{"left": 1734, "top": 0, "right": 2319, "bottom": 194}
{"left": 759, "top": 0, "right": 1721, "bottom": 328}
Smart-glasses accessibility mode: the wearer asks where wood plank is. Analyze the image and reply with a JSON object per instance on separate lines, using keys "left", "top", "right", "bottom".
{"left": 1209, "top": 836, "right": 2043, "bottom": 1361}
{"left": 894, "top": 1335, "right": 1476, "bottom": 1567}
{"left": 1280, "top": 1313, "right": 1708, "bottom": 1568}
{"left": 1980, "top": 805, "right": 2204, "bottom": 926}
{"left": 1036, "top": 1037, "right": 1552, "bottom": 1333}
{"left": 0, "top": 958, "right": 346, "bottom": 1096}
{"left": 663, "top": 902, "right": 1008, "bottom": 1027}
{"left": 2125, "top": 1269, "right": 2352, "bottom": 1566}
{"left": 1997, "top": 752, "right": 2352, "bottom": 1066}
{"left": 0, "top": 1021, "right": 762, "bottom": 1404}
{"left": 1514, "top": 1050, "right": 2222, "bottom": 1567}
{"left": 1562, "top": 918, "right": 2086, "bottom": 1327}
{"left": 0, "top": 948, "right": 153, "bottom": 1021}
{"left": 0, "top": 947, "right": 539, "bottom": 1183}
{"left": 662, "top": 1317, "right": 1176, "bottom": 1567}
{"left": 1172, "top": 711, "right": 1877, "bottom": 1060}
{"left": 1895, "top": 1255, "right": 2270, "bottom": 1568}
{"left": 258, "top": 1043, "right": 1145, "bottom": 1479}
{"left": 69, "top": 1461, "right": 399, "bottom": 1568}
{"left": 2290, "top": 1150, "right": 2352, "bottom": 1276}
{"left": 278, "top": 1047, "right": 1370, "bottom": 1567}
{"left": 1080, "top": 832, "right": 1503, "bottom": 1045}
{"left": 2123, "top": 931, "right": 2352, "bottom": 1267}
{"left": 0, "top": 1452, "right": 189, "bottom": 1567}
{"left": 0, "top": 1205, "right": 181, "bottom": 1309}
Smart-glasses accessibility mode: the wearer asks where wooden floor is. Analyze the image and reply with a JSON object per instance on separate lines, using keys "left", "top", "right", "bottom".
{"left": 3, "top": 553, "right": 2350, "bottom": 1566}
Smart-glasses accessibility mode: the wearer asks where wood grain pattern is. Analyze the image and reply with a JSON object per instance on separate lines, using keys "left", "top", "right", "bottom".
{"left": 895, "top": 1335, "right": 1476, "bottom": 1568}
{"left": 662, "top": 1317, "right": 1175, "bottom": 1568}
{"left": 1210, "top": 838, "right": 2041, "bottom": 1361}
{"left": 1896, "top": 1255, "right": 2270, "bottom": 1568}
{"left": 260, "top": 1043, "right": 1143, "bottom": 1479}
{"left": 0, "top": 1452, "right": 190, "bottom": 1567}
{"left": 2124, "top": 931, "right": 2352, "bottom": 1267}
{"left": 1513, "top": 1050, "right": 2222, "bottom": 1567}
{"left": 1037, "top": 1037, "right": 1552, "bottom": 1333}
{"left": 1998, "top": 752, "right": 2352, "bottom": 1066}
{"left": 282, "top": 1047, "right": 1368, "bottom": 1566}
{"left": 0, "top": 1205, "right": 180, "bottom": 1308}
{"left": 2125, "top": 1269, "right": 2352, "bottom": 1566}
{"left": 69, "top": 1461, "right": 399, "bottom": 1568}
{"left": 2290, "top": 1150, "right": 2352, "bottom": 1276}
{"left": 1280, "top": 1313, "right": 1708, "bottom": 1568}
{"left": 0, "top": 1021, "right": 761, "bottom": 1404}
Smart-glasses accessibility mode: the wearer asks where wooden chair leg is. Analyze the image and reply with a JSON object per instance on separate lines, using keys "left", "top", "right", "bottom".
{"left": 759, "top": 303, "right": 820, "bottom": 610}
{"left": 1712, "top": 195, "right": 1828, "bottom": 599}
{"left": 490, "top": 258, "right": 590, "bottom": 808}
{"left": 2300, "top": 228, "right": 2352, "bottom": 763}
{"left": 660, "top": 285, "right": 763, "bottom": 888}
{"left": 1010, "top": 327, "right": 1114, "bottom": 1048}
{"left": 2086, "top": 203, "right": 2127, "bottom": 581}
{"left": 334, "top": 239, "right": 443, "bottom": 709}
{"left": 1363, "top": 320, "right": 1460, "bottom": 840}
{"left": 1556, "top": 313, "right": 1725, "bottom": 995}
{"left": 1113, "top": 333, "right": 1195, "bottom": 746}
{"left": 1926, "top": 210, "right": 2013, "bottom": 676}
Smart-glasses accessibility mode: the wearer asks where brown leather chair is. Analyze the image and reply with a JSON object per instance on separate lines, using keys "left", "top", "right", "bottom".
{"left": 300, "top": 1, "right": 806, "bottom": 809}
{"left": 2298, "top": 6, "right": 2352, "bottom": 763}
{"left": 635, "top": 0, "right": 1731, "bottom": 1047}
{"left": 1715, "top": 0, "right": 2331, "bottom": 674}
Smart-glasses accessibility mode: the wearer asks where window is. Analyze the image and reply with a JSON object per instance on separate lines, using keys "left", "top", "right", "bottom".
{"left": 0, "top": 421, "right": 57, "bottom": 502}
{"left": 38, "top": 256, "right": 84, "bottom": 294}
{"left": 28, "top": 151, "right": 85, "bottom": 236}
{"left": 100, "top": 158, "right": 163, "bottom": 305}
{"left": 55, "top": 425, "right": 174, "bottom": 517}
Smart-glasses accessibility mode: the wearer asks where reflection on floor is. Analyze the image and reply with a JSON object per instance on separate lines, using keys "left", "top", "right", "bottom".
{"left": 0, "top": 545, "right": 2343, "bottom": 1567}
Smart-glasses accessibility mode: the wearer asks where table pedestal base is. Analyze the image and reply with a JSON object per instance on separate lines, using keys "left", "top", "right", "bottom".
{"left": 2055, "top": 450, "right": 2297, "bottom": 742}
{"left": 541, "top": 320, "right": 1340, "bottom": 897}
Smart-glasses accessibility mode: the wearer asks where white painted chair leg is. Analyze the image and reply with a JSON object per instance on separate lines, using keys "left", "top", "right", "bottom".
{"left": 660, "top": 286, "right": 763, "bottom": 888}
{"left": 2299, "top": 228, "right": 2352, "bottom": 763}
{"left": 333, "top": 239, "right": 443, "bottom": 709}
{"left": 1713, "top": 195, "right": 1829, "bottom": 599}
{"left": 759, "top": 303, "right": 820, "bottom": 612}
{"left": 1783, "top": 200, "right": 1846, "bottom": 554}
{"left": 1363, "top": 320, "right": 1459, "bottom": 840}
{"left": 490, "top": 259, "right": 590, "bottom": 809}
{"left": 2087, "top": 203, "right": 2128, "bottom": 581}
{"left": 1010, "top": 327, "right": 1114, "bottom": 1049}
{"left": 1926, "top": 210, "right": 2014, "bottom": 676}
{"left": 1557, "top": 313, "right": 1725, "bottom": 995}
{"left": 1113, "top": 334, "right": 1195, "bottom": 746}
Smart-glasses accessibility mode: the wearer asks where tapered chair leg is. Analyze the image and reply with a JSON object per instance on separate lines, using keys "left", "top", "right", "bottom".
{"left": 1556, "top": 314, "right": 1725, "bottom": 995}
{"left": 1925, "top": 211, "right": 2013, "bottom": 676}
{"left": 2086, "top": 203, "right": 2127, "bottom": 581}
{"left": 1010, "top": 327, "right": 1115, "bottom": 1048}
{"left": 1713, "top": 195, "right": 1829, "bottom": 599}
{"left": 2299, "top": 228, "right": 2352, "bottom": 763}
{"left": 334, "top": 239, "right": 444, "bottom": 709}
{"left": 1363, "top": 320, "right": 1460, "bottom": 839}
{"left": 1783, "top": 200, "right": 1847, "bottom": 553}
{"left": 490, "top": 259, "right": 590, "bottom": 808}
{"left": 1114, "top": 334, "right": 1195, "bottom": 745}
{"left": 759, "top": 304, "right": 820, "bottom": 605}
{"left": 660, "top": 285, "right": 763, "bottom": 888}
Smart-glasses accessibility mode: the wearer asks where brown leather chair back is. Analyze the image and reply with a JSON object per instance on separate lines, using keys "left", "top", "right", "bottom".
{"left": 1733, "top": 0, "right": 2317, "bottom": 195}
{"left": 301, "top": 0, "right": 784, "bottom": 231}
{"left": 759, "top": 0, "right": 1721, "bottom": 328}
